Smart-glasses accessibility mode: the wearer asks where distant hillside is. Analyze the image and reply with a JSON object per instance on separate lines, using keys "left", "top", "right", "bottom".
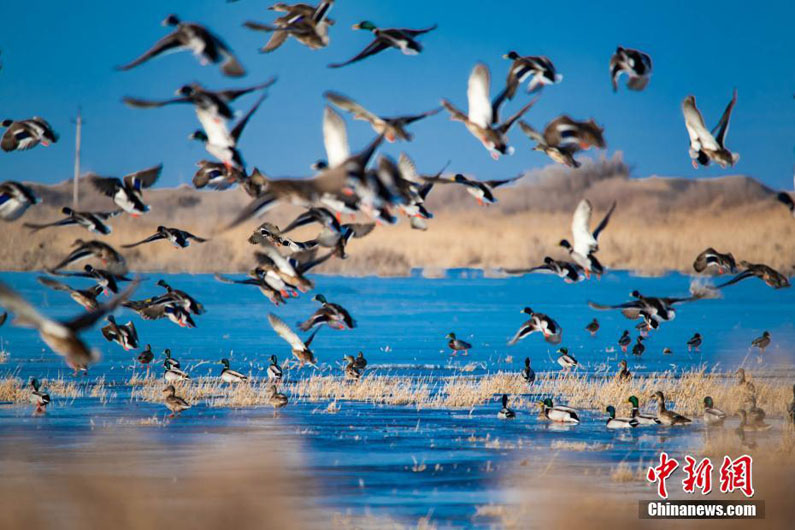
{"left": 2, "top": 154, "right": 792, "bottom": 276}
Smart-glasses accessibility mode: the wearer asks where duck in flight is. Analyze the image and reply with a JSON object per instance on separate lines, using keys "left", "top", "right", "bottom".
{"left": 519, "top": 116, "right": 605, "bottom": 168}
{"left": 122, "top": 226, "right": 207, "bottom": 249}
{"left": 268, "top": 313, "right": 319, "bottom": 367}
{"left": 609, "top": 47, "right": 652, "bottom": 92}
{"left": 244, "top": 0, "right": 335, "bottom": 52}
{"left": 25, "top": 207, "right": 121, "bottom": 235}
{"left": 117, "top": 14, "right": 244, "bottom": 77}
{"left": 37, "top": 277, "right": 104, "bottom": 311}
{"left": 50, "top": 240, "right": 127, "bottom": 276}
{"left": 504, "top": 257, "right": 582, "bottom": 284}
{"left": 682, "top": 89, "right": 739, "bottom": 169}
{"left": 712, "top": 261, "right": 790, "bottom": 290}
{"left": 0, "top": 181, "right": 39, "bottom": 221}
{"left": 90, "top": 164, "right": 162, "bottom": 217}
{"left": 328, "top": 20, "right": 436, "bottom": 68}
{"left": 559, "top": 199, "right": 616, "bottom": 278}
{"left": 502, "top": 52, "right": 562, "bottom": 97}
{"left": 692, "top": 247, "right": 737, "bottom": 275}
{"left": 1, "top": 117, "right": 58, "bottom": 152}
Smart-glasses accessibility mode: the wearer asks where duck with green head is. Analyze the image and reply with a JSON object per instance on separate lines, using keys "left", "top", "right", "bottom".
{"left": 498, "top": 394, "right": 515, "bottom": 419}
{"left": 605, "top": 405, "right": 638, "bottom": 429}
{"left": 328, "top": 20, "right": 437, "bottom": 68}
{"left": 538, "top": 398, "right": 579, "bottom": 423}
{"left": 219, "top": 358, "right": 248, "bottom": 383}
{"left": 267, "top": 355, "right": 283, "bottom": 382}
{"left": 703, "top": 396, "right": 727, "bottom": 426}
{"left": 446, "top": 332, "right": 471, "bottom": 356}
{"left": 299, "top": 293, "right": 355, "bottom": 331}
{"left": 627, "top": 395, "right": 660, "bottom": 425}
{"left": 29, "top": 378, "right": 50, "bottom": 414}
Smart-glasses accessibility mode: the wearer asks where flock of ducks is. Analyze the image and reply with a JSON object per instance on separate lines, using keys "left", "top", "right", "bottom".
{"left": 1, "top": 2, "right": 794, "bottom": 426}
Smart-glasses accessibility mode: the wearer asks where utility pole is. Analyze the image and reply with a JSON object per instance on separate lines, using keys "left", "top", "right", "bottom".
{"left": 72, "top": 109, "right": 82, "bottom": 209}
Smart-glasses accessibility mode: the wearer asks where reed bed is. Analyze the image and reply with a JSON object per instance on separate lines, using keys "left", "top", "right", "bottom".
{"left": 0, "top": 375, "right": 84, "bottom": 403}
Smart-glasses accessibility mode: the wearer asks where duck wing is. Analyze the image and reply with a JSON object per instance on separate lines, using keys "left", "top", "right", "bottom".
{"left": 518, "top": 120, "right": 546, "bottom": 145}
{"left": 268, "top": 313, "right": 307, "bottom": 351}
{"left": 711, "top": 89, "right": 737, "bottom": 148}
{"left": 121, "top": 232, "right": 166, "bottom": 248}
{"left": 397, "top": 24, "right": 437, "bottom": 37}
{"left": 485, "top": 174, "right": 524, "bottom": 189}
{"left": 216, "top": 78, "right": 277, "bottom": 102}
{"left": 467, "top": 63, "right": 493, "bottom": 128}
{"left": 328, "top": 39, "right": 389, "bottom": 68}
{"left": 571, "top": 199, "right": 597, "bottom": 256}
{"left": 62, "top": 280, "right": 138, "bottom": 332}
{"left": 682, "top": 95, "right": 719, "bottom": 152}
{"left": 592, "top": 201, "right": 617, "bottom": 241}
{"left": 122, "top": 96, "right": 193, "bottom": 109}
{"left": 90, "top": 176, "right": 123, "bottom": 197}
{"left": 322, "top": 105, "right": 350, "bottom": 167}
{"left": 122, "top": 164, "right": 162, "bottom": 191}
{"left": 116, "top": 31, "right": 185, "bottom": 71}
{"left": 324, "top": 91, "right": 379, "bottom": 125}
{"left": 231, "top": 93, "right": 267, "bottom": 142}
{"left": 497, "top": 97, "right": 537, "bottom": 134}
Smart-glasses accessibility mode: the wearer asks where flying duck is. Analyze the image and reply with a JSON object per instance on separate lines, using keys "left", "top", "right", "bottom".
{"left": 47, "top": 265, "right": 132, "bottom": 296}
{"left": 162, "top": 385, "right": 191, "bottom": 417}
{"left": 328, "top": 20, "right": 436, "bottom": 68}
{"left": 268, "top": 313, "right": 319, "bottom": 367}
{"left": 192, "top": 160, "right": 246, "bottom": 191}
{"left": 51, "top": 239, "right": 127, "bottom": 275}
{"left": 446, "top": 332, "right": 471, "bottom": 355}
{"left": 538, "top": 398, "right": 579, "bottom": 423}
{"left": 521, "top": 357, "right": 535, "bottom": 384}
{"left": 123, "top": 293, "right": 196, "bottom": 328}
{"left": 244, "top": 1, "right": 334, "bottom": 52}
{"left": 122, "top": 226, "right": 207, "bottom": 249}
{"left": 1, "top": 117, "right": 58, "bottom": 152}
{"left": 155, "top": 280, "right": 205, "bottom": 316}
{"left": 101, "top": 315, "right": 139, "bottom": 351}
{"left": 702, "top": 396, "right": 727, "bottom": 426}
{"left": 249, "top": 222, "right": 318, "bottom": 253}
{"left": 90, "top": 164, "right": 162, "bottom": 216}
{"left": 627, "top": 395, "right": 661, "bottom": 426}
{"left": 589, "top": 289, "right": 706, "bottom": 330}
{"left": 692, "top": 248, "right": 737, "bottom": 275}
{"left": 751, "top": 331, "right": 771, "bottom": 352}
{"left": 508, "top": 307, "right": 562, "bottom": 345}
{"left": 0, "top": 181, "right": 39, "bottom": 221}
{"left": 299, "top": 294, "right": 355, "bottom": 331}
{"left": 606, "top": 405, "right": 638, "bottom": 429}
{"left": 652, "top": 391, "right": 692, "bottom": 425}
{"left": 713, "top": 261, "right": 790, "bottom": 290}
{"left": 343, "top": 354, "right": 361, "bottom": 381}
{"left": 0, "top": 280, "right": 136, "bottom": 374}
{"left": 519, "top": 116, "right": 605, "bottom": 168}
{"left": 585, "top": 318, "right": 599, "bottom": 336}
{"left": 447, "top": 173, "right": 524, "bottom": 206}
{"left": 682, "top": 89, "right": 739, "bottom": 169}
{"left": 324, "top": 91, "right": 440, "bottom": 142}
{"left": 37, "top": 277, "right": 103, "bottom": 311}
{"left": 29, "top": 378, "right": 51, "bottom": 414}
{"left": 267, "top": 355, "right": 283, "bottom": 382}
{"left": 618, "top": 330, "right": 631, "bottom": 352}
{"left": 504, "top": 256, "right": 583, "bottom": 283}
{"left": 118, "top": 14, "right": 244, "bottom": 76}
{"left": 219, "top": 358, "right": 248, "bottom": 383}
{"left": 609, "top": 47, "right": 652, "bottom": 92}
{"left": 214, "top": 269, "right": 286, "bottom": 307}
{"left": 502, "top": 52, "right": 562, "bottom": 98}
{"left": 617, "top": 359, "right": 631, "bottom": 382}
{"left": 441, "top": 63, "right": 536, "bottom": 159}
{"left": 687, "top": 333, "right": 702, "bottom": 352}
{"left": 25, "top": 207, "right": 121, "bottom": 235}
{"left": 560, "top": 199, "right": 616, "bottom": 278}
{"left": 556, "top": 347, "right": 578, "bottom": 369}
{"left": 254, "top": 245, "right": 336, "bottom": 294}
{"left": 498, "top": 394, "right": 516, "bottom": 419}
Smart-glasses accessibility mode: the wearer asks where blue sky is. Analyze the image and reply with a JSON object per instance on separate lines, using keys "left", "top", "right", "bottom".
{"left": 1, "top": 0, "right": 794, "bottom": 189}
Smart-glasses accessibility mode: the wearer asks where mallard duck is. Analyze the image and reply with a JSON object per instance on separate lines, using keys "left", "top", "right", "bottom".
{"left": 163, "top": 348, "right": 180, "bottom": 369}
{"left": 343, "top": 355, "right": 361, "bottom": 380}
{"left": 446, "top": 332, "right": 471, "bottom": 355}
{"left": 519, "top": 116, "right": 605, "bottom": 168}
{"left": 609, "top": 47, "right": 652, "bottom": 92}
{"left": 508, "top": 307, "right": 562, "bottom": 345}
{"left": 48, "top": 264, "right": 132, "bottom": 295}
{"left": 50, "top": 239, "right": 128, "bottom": 276}
{"left": 219, "top": 358, "right": 248, "bottom": 383}
{"left": 498, "top": 394, "right": 516, "bottom": 419}
{"left": 162, "top": 385, "right": 191, "bottom": 417}
{"left": 0, "top": 181, "right": 39, "bottom": 221}
{"left": 585, "top": 318, "right": 599, "bottom": 336}
{"left": 101, "top": 316, "right": 139, "bottom": 351}
{"left": 503, "top": 256, "right": 583, "bottom": 283}
{"left": 324, "top": 91, "right": 440, "bottom": 142}
{"left": 192, "top": 160, "right": 244, "bottom": 191}
{"left": 521, "top": 357, "right": 535, "bottom": 384}
{"left": 268, "top": 313, "right": 319, "bottom": 367}
{"left": 559, "top": 199, "right": 616, "bottom": 278}
{"left": 618, "top": 330, "right": 631, "bottom": 352}
{"left": 687, "top": 333, "right": 702, "bottom": 352}
{"left": 502, "top": 52, "right": 561, "bottom": 98}
{"left": 627, "top": 395, "right": 661, "bottom": 425}
{"left": 617, "top": 360, "right": 631, "bottom": 382}
{"left": 254, "top": 244, "right": 338, "bottom": 294}
{"left": 632, "top": 336, "right": 645, "bottom": 356}
{"left": 299, "top": 294, "right": 355, "bottom": 331}
{"left": 244, "top": 1, "right": 334, "bottom": 52}
{"left": 751, "top": 331, "right": 771, "bottom": 352}
{"left": 137, "top": 344, "right": 154, "bottom": 367}
{"left": 652, "top": 391, "right": 692, "bottom": 425}
{"left": 538, "top": 398, "right": 579, "bottom": 423}
{"left": 123, "top": 296, "right": 197, "bottom": 328}
{"left": 267, "top": 355, "right": 283, "bottom": 382}
{"left": 25, "top": 206, "right": 121, "bottom": 235}
{"left": 589, "top": 289, "right": 706, "bottom": 330}
{"left": 37, "top": 277, "right": 103, "bottom": 311}
{"left": 353, "top": 351, "right": 367, "bottom": 371}
{"left": 744, "top": 395, "right": 766, "bottom": 426}
{"left": 118, "top": 14, "right": 244, "bottom": 76}
{"left": 90, "top": 165, "right": 162, "bottom": 217}
{"left": 122, "top": 226, "right": 207, "bottom": 249}
{"left": 441, "top": 63, "right": 536, "bottom": 160}
{"left": 214, "top": 269, "right": 286, "bottom": 307}
{"left": 328, "top": 20, "right": 436, "bottom": 68}
{"left": 0, "top": 281, "right": 136, "bottom": 374}
{"left": 443, "top": 173, "right": 524, "bottom": 206}
{"left": 736, "top": 409, "right": 771, "bottom": 432}
{"left": 692, "top": 248, "right": 737, "bottom": 275}
{"left": 189, "top": 94, "right": 267, "bottom": 171}
{"left": 735, "top": 368, "right": 756, "bottom": 397}
{"left": 606, "top": 405, "right": 638, "bottom": 429}
{"left": 155, "top": 280, "right": 205, "bottom": 316}
{"left": 164, "top": 359, "right": 190, "bottom": 383}
{"left": 556, "top": 347, "right": 578, "bottom": 370}
{"left": 268, "top": 385, "right": 289, "bottom": 409}
{"left": 703, "top": 396, "right": 727, "bottom": 426}
{"left": 29, "top": 378, "right": 51, "bottom": 414}
{"left": 682, "top": 89, "right": 739, "bottom": 169}
{"left": 715, "top": 261, "right": 790, "bottom": 290}
{"left": 1, "top": 117, "right": 58, "bottom": 152}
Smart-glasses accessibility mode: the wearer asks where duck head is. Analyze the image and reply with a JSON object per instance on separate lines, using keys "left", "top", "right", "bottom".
{"left": 189, "top": 130, "right": 208, "bottom": 143}
{"left": 176, "top": 84, "right": 197, "bottom": 97}
{"left": 162, "top": 385, "right": 176, "bottom": 396}
{"left": 501, "top": 394, "right": 509, "bottom": 408}
{"left": 270, "top": 354, "right": 278, "bottom": 365}
{"left": 520, "top": 307, "right": 533, "bottom": 315}
{"left": 627, "top": 395, "right": 639, "bottom": 408}
{"left": 61, "top": 206, "right": 74, "bottom": 215}
{"left": 619, "top": 359, "right": 627, "bottom": 368}
{"left": 30, "top": 377, "right": 41, "bottom": 391}
{"left": 651, "top": 390, "right": 665, "bottom": 402}
{"left": 703, "top": 396, "right": 714, "bottom": 408}
{"left": 453, "top": 173, "right": 468, "bottom": 184}
{"left": 220, "top": 358, "right": 230, "bottom": 369}
{"left": 353, "top": 20, "right": 377, "bottom": 31}
{"left": 445, "top": 332, "right": 456, "bottom": 339}
{"left": 525, "top": 357, "right": 531, "bottom": 367}
{"left": 557, "top": 347, "right": 568, "bottom": 356}
{"left": 162, "top": 14, "right": 181, "bottom": 27}
{"left": 606, "top": 405, "right": 616, "bottom": 418}
{"left": 503, "top": 51, "right": 521, "bottom": 60}
{"left": 559, "top": 239, "right": 572, "bottom": 250}
{"left": 543, "top": 398, "right": 554, "bottom": 408}
{"left": 312, "top": 294, "right": 327, "bottom": 304}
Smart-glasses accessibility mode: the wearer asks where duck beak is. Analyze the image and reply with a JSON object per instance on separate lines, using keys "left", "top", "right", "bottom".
{"left": 352, "top": 23, "right": 361, "bottom": 30}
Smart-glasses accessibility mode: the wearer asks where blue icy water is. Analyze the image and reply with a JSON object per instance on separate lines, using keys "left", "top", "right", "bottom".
{"left": 0, "top": 270, "right": 793, "bottom": 525}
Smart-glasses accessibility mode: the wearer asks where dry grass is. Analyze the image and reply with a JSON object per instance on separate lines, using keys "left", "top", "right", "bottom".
{"left": 3, "top": 155, "right": 793, "bottom": 276}
{"left": 0, "top": 375, "right": 84, "bottom": 403}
